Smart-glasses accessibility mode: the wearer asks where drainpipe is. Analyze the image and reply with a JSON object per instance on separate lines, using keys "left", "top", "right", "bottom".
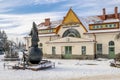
{"left": 93, "top": 33, "right": 97, "bottom": 59}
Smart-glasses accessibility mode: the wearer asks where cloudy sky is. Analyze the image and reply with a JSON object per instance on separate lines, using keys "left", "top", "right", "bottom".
{"left": 0, "top": 0, "right": 120, "bottom": 42}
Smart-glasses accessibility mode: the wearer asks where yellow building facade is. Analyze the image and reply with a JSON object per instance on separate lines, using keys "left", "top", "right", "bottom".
{"left": 25, "top": 7, "right": 120, "bottom": 59}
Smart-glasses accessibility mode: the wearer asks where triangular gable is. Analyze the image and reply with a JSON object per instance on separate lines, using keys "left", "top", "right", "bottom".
{"left": 62, "top": 8, "right": 80, "bottom": 24}
{"left": 62, "top": 8, "right": 87, "bottom": 32}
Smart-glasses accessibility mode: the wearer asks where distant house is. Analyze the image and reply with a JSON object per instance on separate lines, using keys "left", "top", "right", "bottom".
{"left": 25, "top": 7, "right": 120, "bottom": 59}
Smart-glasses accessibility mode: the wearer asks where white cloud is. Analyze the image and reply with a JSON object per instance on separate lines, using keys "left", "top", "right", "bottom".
{"left": 62, "top": 0, "right": 120, "bottom": 16}
{"left": 0, "top": 0, "right": 120, "bottom": 14}
{"left": 0, "top": 0, "right": 32, "bottom": 13}
{"left": 0, "top": 0, "right": 66, "bottom": 13}
{"left": 0, "top": 0, "right": 120, "bottom": 42}
{"left": 63, "top": 0, "right": 96, "bottom": 8}
{"left": 0, "top": 9, "right": 13, "bottom": 13}
{"left": 33, "top": 0, "right": 66, "bottom": 4}
{"left": 71, "top": 0, "right": 120, "bottom": 7}
{"left": 0, "top": 12, "right": 65, "bottom": 41}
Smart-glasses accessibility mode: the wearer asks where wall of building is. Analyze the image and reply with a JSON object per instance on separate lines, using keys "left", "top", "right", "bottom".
{"left": 38, "top": 36, "right": 52, "bottom": 54}
{"left": 24, "top": 7, "right": 120, "bottom": 59}
{"left": 45, "top": 41, "right": 95, "bottom": 59}
{"left": 95, "top": 32, "right": 120, "bottom": 54}
{"left": 86, "top": 32, "right": 120, "bottom": 58}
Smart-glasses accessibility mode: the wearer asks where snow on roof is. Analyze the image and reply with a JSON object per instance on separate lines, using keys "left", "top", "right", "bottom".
{"left": 79, "top": 16, "right": 120, "bottom": 32}
{"left": 79, "top": 17, "right": 90, "bottom": 31}
{"left": 86, "top": 16, "right": 120, "bottom": 24}
{"left": 50, "top": 20, "right": 62, "bottom": 28}
{"left": 37, "top": 15, "right": 120, "bottom": 34}
{"left": 79, "top": 16, "right": 102, "bottom": 31}
{"left": 103, "top": 19, "right": 120, "bottom": 23}
{"left": 38, "top": 20, "right": 62, "bottom": 30}
{"left": 38, "top": 33, "right": 58, "bottom": 37}
{"left": 38, "top": 26, "right": 49, "bottom": 29}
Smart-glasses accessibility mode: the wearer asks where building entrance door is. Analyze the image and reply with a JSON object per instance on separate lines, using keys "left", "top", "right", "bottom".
{"left": 64, "top": 46, "right": 72, "bottom": 59}
{"left": 108, "top": 41, "right": 115, "bottom": 59}
{"left": 109, "top": 47, "right": 115, "bottom": 59}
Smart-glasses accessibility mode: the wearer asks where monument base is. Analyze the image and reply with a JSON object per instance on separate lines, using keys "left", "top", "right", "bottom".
{"left": 29, "top": 61, "right": 40, "bottom": 64}
{"left": 12, "top": 60, "right": 55, "bottom": 71}
{"left": 2, "top": 58, "right": 20, "bottom": 61}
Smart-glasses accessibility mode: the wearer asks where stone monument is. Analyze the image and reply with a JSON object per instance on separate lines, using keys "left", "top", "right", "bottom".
{"left": 28, "top": 22, "right": 43, "bottom": 64}
{"left": 4, "top": 40, "right": 19, "bottom": 58}
{"left": 0, "top": 30, "right": 19, "bottom": 60}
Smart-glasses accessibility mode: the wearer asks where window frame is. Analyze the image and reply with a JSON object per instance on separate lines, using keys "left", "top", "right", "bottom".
{"left": 52, "top": 46, "right": 56, "bottom": 55}
{"left": 96, "top": 44, "right": 102, "bottom": 54}
{"left": 81, "top": 46, "right": 86, "bottom": 55}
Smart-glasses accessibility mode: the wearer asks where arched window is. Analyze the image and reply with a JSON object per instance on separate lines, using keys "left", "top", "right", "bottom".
{"left": 109, "top": 41, "right": 114, "bottom": 46}
{"left": 62, "top": 29, "right": 81, "bottom": 38}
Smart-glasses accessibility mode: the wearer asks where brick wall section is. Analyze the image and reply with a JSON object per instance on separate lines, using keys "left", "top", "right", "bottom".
{"left": 115, "top": 7, "right": 118, "bottom": 19}
{"left": 102, "top": 8, "right": 106, "bottom": 20}
{"left": 44, "top": 18, "right": 51, "bottom": 26}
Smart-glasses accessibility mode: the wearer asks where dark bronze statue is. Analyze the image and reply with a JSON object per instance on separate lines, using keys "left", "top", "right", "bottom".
{"left": 29, "top": 22, "right": 39, "bottom": 47}
{"left": 28, "top": 22, "right": 43, "bottom": 64}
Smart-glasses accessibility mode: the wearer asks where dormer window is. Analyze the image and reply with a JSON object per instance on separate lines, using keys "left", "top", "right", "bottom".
{"left": 89, "top": 22, "right": 119, "bottom": 30}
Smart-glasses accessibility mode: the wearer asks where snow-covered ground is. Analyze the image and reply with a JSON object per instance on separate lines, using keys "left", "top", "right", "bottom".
{"left": 0, "top": 55, "right": 120, "bottom": 80}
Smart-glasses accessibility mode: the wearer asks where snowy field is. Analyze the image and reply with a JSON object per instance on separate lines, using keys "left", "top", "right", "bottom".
{"left": 0, "top": 54, "right": 120, "bottom": 80}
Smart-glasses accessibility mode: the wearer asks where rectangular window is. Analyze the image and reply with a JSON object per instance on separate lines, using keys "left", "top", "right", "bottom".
{"left": 108, "top": 24, "right": 115, "bottom": 28}
{"left": 112, "top": 24, "right": 115, "bottom": 28}
{"left": 99, "top": 25, "right": 102, "bottom": 28}
{"left": 109, "top": 24, "right": 112, "bottom": 28}
{"left": 50, "top": 29, "right": 52, "bottom": 32}
{"left": 93, "top": 26, "right": 97, "bottom": 29}
{"left": 93, "top": 25, "right": 103, "bottom": 29}
{"left": 105, "top": 25, "right": 108, "bottom": 27}
{"left": 97, "top": 44, "right": 102, "bottom": 54}
{"left": 81, "top": 46, "right": 86, "bottom": 55}
{"left": 52, "top": 47, "right": 56, "bottom": 55}
{"left": 114, "top": 24, "right": 116, "bottom": 27}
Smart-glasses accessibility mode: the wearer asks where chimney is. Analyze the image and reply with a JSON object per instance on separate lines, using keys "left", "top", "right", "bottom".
{"left": 115, "top": 7, "right": 118, "bottom": 19}
{"left": 44, "top": 18, "right": 50, "bottom": 26}
{"left": 102, "top": 8, "right": 106, "bottom": 20}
